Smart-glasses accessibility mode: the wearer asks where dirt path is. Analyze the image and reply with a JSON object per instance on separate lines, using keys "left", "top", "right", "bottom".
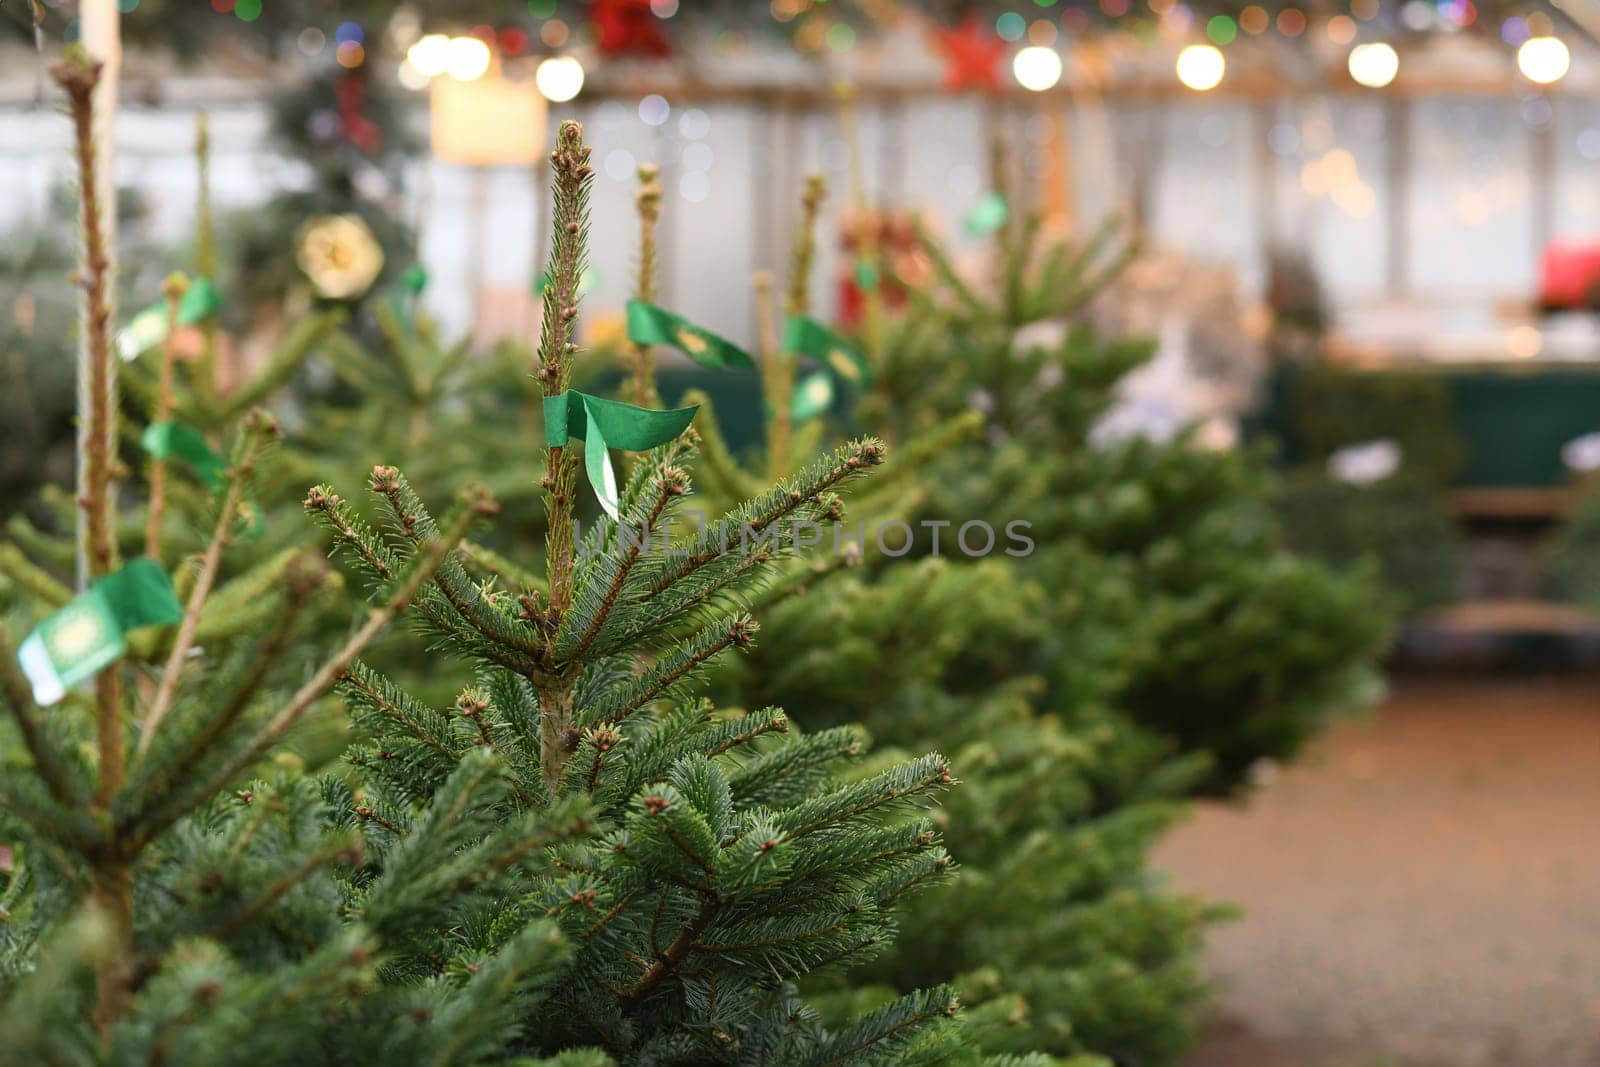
{"left": 1157, "top": 676, "right": 1600, "bottom": 1067}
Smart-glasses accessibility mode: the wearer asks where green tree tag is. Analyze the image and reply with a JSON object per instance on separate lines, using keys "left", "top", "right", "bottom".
{"left": 142, "top": 421, "right": 266, "bottom": 537}
{"left": 17, "top": 559, "right": 182, "bottom": 705}
{"left": 790, "top": 371, "right": 836, "bottom": 422}
{"left": 544, "top": 391, "right": 697, "bottom": 519}
{"left": 115, "top": 276, "right": 223, "bottom": 361}
{"left": 964, "top": 192, "right": 1009, "bottom": 237}
{"left": 626, "top": 300, "right": 755, "bottom": 370}
{"left": 783, "top": 315, "right": 873, "bottom": 387}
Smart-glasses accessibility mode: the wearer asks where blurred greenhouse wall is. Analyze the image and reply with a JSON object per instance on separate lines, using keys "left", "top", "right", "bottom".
{"left": 5, "top": 73, "right": 1597, "bottom": 346}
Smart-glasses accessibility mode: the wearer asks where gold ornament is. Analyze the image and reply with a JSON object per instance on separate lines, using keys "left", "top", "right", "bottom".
{"left": 295, "top": 214, "right": 385, "bottom": 300}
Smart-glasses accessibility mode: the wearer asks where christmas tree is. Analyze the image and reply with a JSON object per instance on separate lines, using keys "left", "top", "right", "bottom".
{"left": 312, "top": 119, "right": 989, "bottom": 1063}
{"left": 859, "top": 180, "right": 1390, "bottom": 793}
{"left": 601, "top": 163, "right": 1220, "bottom": 1061}
{"left": 0, "top": 53, "right": 592, "bottom": 1062}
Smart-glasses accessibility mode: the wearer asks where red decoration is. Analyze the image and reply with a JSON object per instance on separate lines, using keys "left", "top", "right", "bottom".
{"left": 1540, "top": 238, "right": 1600, "bottom": 310}
{"left": 335, "top": 72, "right": 382, "bottom": 155}
{"left": 592, "top": 0, "right": 673, "bottom": 58}
{"left": 932, "top": 15, "right": 1007, "bottom": 93}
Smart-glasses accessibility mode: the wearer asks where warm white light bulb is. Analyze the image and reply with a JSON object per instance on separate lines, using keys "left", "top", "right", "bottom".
{"left": 536, "top": 56, "right": 586, "bottom": 102}
{"left": 1176, "top": 44, "right": 1226, "bottom": 91}
{"left": 1012, "top": 46, "right": 1063, "bottom": 92}
{"left": 406, "top": 34, "right": 451, "bottom": 78}
{"left": 1347, "top": 42, "right": 1399, "bottom": 88}
{"left": 444, "top": 36, "right": 492, "bottom": 82}
{"left": 1518, "top": 36, "right": 1570, "bottom": 84}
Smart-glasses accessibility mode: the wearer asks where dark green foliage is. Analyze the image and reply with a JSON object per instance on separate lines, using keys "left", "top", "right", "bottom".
{"left": 313, "top": 440, "right": 973, "bottom": 1063}
{"left": 863, "top": 210, "right": 1392, "bottom": 794}
{"left": 721, "top": 557, "right": 1225, "bottom": 1064}
{"left": 1275, "top": 472, "right": 1459, "bottom": 611}
{"left": 308, "top": 122, "right": 976, "bottom": 1064}
{"left": 1543, "top": 483, "right": 1600, "bottom": 606}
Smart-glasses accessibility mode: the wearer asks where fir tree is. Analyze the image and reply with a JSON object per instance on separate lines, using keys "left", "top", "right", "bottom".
{"left": 314, "top": 120, "right": 984, "bottom": 1064}
{"left": 597, "top": 161, "right": 1220, "bottom": 1063}
{"left": 857, "top": 174, "right": 1390, "bottom": 793}
{"left": 0, "top": 54, "right": 600, "bottom": 1064}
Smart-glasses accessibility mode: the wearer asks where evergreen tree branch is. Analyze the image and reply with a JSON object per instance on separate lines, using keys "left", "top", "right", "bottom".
{"left": 370, "top": 467, "right": 541, "bottom": 657}
{"left": 770, "top": 174, "right": 827, "bottom": 479}
{"left": 131, "top": 558, "right": 325, "bottom": 806}
{"left": 143, "top": 274, "right": 186, "bottom": 563}
{"left": 617, "top": 896, "right": 717, "bottom": 1006}
{"left": 137, "top": 413, "right": 277, "bottom": 760}
{"left": 0, "top": 543, "right": 71, "bottom": 608}
{"left": 629, "top": 163, "right": 662, "bottom": 409}
{"left": 800, "top": 986, "right": 960, "bottom": 1067}
{"left": 536, "top": 120, "right": 594, "bottom": 624}
{"left": 0, "top": 628, "right": 81, "bottom": 806}
{"left": 213, "top": 310, "right": 346, "bottom": 424}
{"left": 582, "top": 615, "right": 757, "bottom": 728}
{"left": 200, "top": 834, "right": 361, "bottom": 944}
{"left": 568, "top": 468, "right": 683, "bottom": 660}
{"left": 131, "top": 493, "right": 489, "bottom": 848}
{"left": 645, "top": 438, "right": 882, "bottom": 600}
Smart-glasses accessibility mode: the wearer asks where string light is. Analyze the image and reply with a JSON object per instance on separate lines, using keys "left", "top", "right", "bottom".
{"left": 1013, "top": 45, "right": 1063, "bottom": 90}
{"left": 1518, "top": 36, "right": 1570, "bottom": 84}
{"left": 1347, "top": 41, "right": 1399, "bottom": 87}
{"left": 444, "top": 36, "right": 492, "bottom": 81}
{"left": 406, "top": 34, "right": 451, "bottom": 78}
{"left": 1176, "top": 43, "right": 1225, "bottom": 90}
{"left": 536, "top": 56, "right": 586, "bottom": 102}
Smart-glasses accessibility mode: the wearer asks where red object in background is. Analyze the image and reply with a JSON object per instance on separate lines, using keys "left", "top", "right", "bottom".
{"left": 1540, "top": 238, "right": 1600, "bottom": 309}
{"left": 499, "top": 26, "right": 530, "bottom": 55}
{"left": 592, "top": 0, "right": 673, "bottom": 57}
{"left": 335, "top": 72, "right": 382, "bottom": 154}
{"left": 931, "top": 15, "right": 1007, "bottom": 93}
{"left": 837, "top": 212, "right": 928, "bottom": 329}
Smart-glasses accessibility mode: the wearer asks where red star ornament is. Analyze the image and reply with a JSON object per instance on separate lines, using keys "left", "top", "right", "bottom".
{"left": 932, "top": 15, "right": 1007, "bottom": 93}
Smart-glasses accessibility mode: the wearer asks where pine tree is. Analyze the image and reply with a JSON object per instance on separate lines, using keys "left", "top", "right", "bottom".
{"left": 659, "top": 145, "right": 1382, "bottom": 1059}
{"left": 312, "top": 120, "right": 987, "bottom": 1064}
{"left": 858, "top": 179, "right": 1390, "bottom": 793}
{"left": 0, "top": 54, "right": 608, "bottom": 1064}
{"left": 605, "top": 164, "right": 1221, "bottom": 1062}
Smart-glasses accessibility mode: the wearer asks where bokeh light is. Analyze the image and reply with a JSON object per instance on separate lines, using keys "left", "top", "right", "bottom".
{"left": 407, "top": 34, "right": 451, "bottom": 77}
{"left": 1518, "top": 36, "right": 1570, "bottom": 84}
{"left": 1348, "top": 42, "right": 1400, "bottom": 88}
{"left": 444, "top": 36, "right": 492, "bottom": 82}
{"left": 1176, "top": 44, "right": 1225, "bottom": 91}
{"left": 1013, "top": 46, "right": 1064, "bottom": 91}
{"left": 535, "top": 56, "right": 586, "bottom": 103}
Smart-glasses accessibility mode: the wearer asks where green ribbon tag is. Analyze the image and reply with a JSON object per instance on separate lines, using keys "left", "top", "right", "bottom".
{"left": 790, "top": 371, "right": 836, "bottom": 422}
{"left": 626, "top": 300, "right": 754, "bottom": 371}
{"left": 965, "top": 193, "right": 1009, "bottom": 237}
{"left": 854, "top": 256, "right": 880, "bottom": 290}
{"left": 544, "top": 391, "right": 698, "bottom": 520}
{"left": 783, "top": 316, "right": 872, "bottom": 388}
{"left": 142, "top": 422, "right": 265, "bottom": 537}
{"left": 17, "top": 559, "right": 182, "bottom": 706}
{"left": 400, "top": 265, "right": 429, "bottom": 295}
{"left": 115, "top": 277, "right": 223, "bottom": 361}
{"left": 392, "top": 265, "right": 430, "bottom": 335}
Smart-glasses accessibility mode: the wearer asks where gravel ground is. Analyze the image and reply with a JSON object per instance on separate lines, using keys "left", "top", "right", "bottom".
{"left": 1157, "top": 676, "right": 1600, "bottom": 1067}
